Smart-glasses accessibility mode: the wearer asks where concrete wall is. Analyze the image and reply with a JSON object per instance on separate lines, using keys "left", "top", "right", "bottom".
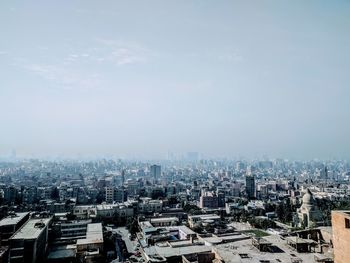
{"left": 332, "top": 211, "right": 350, "bottom": 263}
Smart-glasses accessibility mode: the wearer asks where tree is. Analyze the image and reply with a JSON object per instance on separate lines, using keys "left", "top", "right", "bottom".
{"left": 168, "top": 195, "right": 179, "bottom": 205}
{"left": 96, "top": 191, "right": 104, "bottom": 204}
{"left": 275, "top": 200, "right": 294, "bottom": 224}
{"left": 127, "top": 218, "right": 139, "bottom": 235}
{"left": 183, "top": 204, "right": 201, "bottom": 214}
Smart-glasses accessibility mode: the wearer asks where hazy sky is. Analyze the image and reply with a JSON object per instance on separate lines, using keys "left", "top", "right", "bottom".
{"left": 1, "top": 1, "right": 350, "bottom": 159}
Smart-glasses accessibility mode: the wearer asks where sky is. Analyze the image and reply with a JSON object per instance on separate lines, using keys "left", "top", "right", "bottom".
{"left": 1, "top": 1, "right": 350, "bottom": 160}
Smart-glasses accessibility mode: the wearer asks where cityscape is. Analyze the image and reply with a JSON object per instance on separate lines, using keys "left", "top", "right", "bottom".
{"left": 1, "top": 157, "right": 349, "bottom": 263}
{"left": 1, "top": 1, "right": 350, "bottom": 263}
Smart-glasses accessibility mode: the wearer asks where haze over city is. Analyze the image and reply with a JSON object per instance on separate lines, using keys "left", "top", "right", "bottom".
{"left": 1, "top": 1, "right": 350, "bottom": 159}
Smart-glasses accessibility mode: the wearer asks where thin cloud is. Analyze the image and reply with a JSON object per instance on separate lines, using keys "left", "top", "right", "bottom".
{"left": 217, "top": 52, "right": 243, "bottom": 62}
{"left": 94, "top": 38, "right": 151, "bottom": 66}
{"left": 22, "top": 62, "right": 102, "bottom": 91}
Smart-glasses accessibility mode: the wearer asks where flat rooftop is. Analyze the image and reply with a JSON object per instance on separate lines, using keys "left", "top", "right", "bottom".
{"left": 189, "top": 214, "right": 220, "bottom": 219}
{"left": 10, "top": 218, "right": 51, "bottom": 240}
{"left": 151, "top": 217, "right": 179, "bottom": 223}
{"left": 76, "top": 223, "right": 103, "bottom": 245}
{"left": 167, "top": 225, "right": 196, "bottom": 235}
{"left": 144, "top": 242, "right": 212, "bottom": 258}
{"left": 216, "top": 234, "right": 322, "bottom": 263}
{"left": 0, "top": 212, "right": 29, "bottom": 227}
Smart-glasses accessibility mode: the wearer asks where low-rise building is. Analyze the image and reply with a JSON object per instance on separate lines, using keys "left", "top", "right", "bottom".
{"left": 188, "top": 214, "right": 221, "bottom": 228}
{"left": 150, "top": 217, "right": 179, "bottom": 227}
{"left": 76, "top": 223, "right": 104, "bottom": 263}
{"left": 138, "top": 198, "right": 163, "bottom": 214}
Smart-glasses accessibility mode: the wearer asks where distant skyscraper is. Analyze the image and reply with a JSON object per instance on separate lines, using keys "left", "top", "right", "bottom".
{"left": 10, "top": 149, "right": 16, "bottom": 160}
{"left": 150, "top": 165, "right": 161, "bottom": 179}
{"left": 235, "top": 161, "right": 245, "bottom": 171}
{"left": 186, "top": 152, "right": 199, "bottom": 162}
{"left": 246, "top": 165, "right": 255, "bottom": 176}
{"left": 245, "top": 175, "right": 256, "bottom": 199}
{"left": 121, "top": 169, "right": 125, "bottom": 184}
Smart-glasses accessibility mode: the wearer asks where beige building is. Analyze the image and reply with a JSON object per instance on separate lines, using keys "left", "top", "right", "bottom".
{"left": 332, "top": 210, "right": 350, "bottom": 263}
{"left": 297, "top": 188, "right": 323, "bottom": 228}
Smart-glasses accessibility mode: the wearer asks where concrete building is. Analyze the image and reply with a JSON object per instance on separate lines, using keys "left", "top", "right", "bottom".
{"left": 76, "top": 223, "right": 104, "bottom": 263}
{"left": 125, "top": 180, "right": 139, "bottom": 196}
{"left": 150, "top": 217, "right": 179, "bottom": 227}
{"left": 96, "top": 203, "right": 134, "bottom": 219}
{"left": 73, "top": 205, "right": 97, "bottom": 219}
{"left": 105, "top": 186, "right": 114, "bottom": 204}
{"left": 48, "top": 221, "right": 103, "bottom": 263}
{"left": 138, "top": 198, "right": 163, "bottom": 213}
{"left": 245, "top": 175, "right": 256, "bottom": 199}
{"left": 9, "top": 217, "right": 52, "bottom": 263}
{"left": 332, "top": 210, "right": 350, "bottom": 263}
{"left": 199, "top": 192, "right": 218, "bottom": 209}
{"left": 188, "top": 214, "right": 221, "bottom": 228}
{"left": 59, "top": 220, "right": 92, "bottom": 238}
{"left": 150, "top": 165, "right": 161, "bottom": 180}
{"left": 105, "top": 186, "right": 126, "bottom": 203}
{"left": 0, "top": 212, "right": 30, "bottom": 246}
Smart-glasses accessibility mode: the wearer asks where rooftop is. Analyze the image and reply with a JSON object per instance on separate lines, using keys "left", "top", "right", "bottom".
{"left": 151, "top": 217, "right": 179, "bottom": 223}
{"left": 216, "top": 235, "right": 321, "bottom": 263}
{"left": 76, "top": 223, "right": 103, "bottom": 245}
{"left": 10, "top": 218, "right": 51, "bottom": 240}
{"left": 144, "top": 242, "right": 212, "bottom": 258}
{"left": 0, "top": 212, "right": 29, "bottom": 227}
{"left": 167, "top": 225, "right": 196, "bottom": 235}
{"left": 189, "top": 214, "right": 220, "bottom": 219}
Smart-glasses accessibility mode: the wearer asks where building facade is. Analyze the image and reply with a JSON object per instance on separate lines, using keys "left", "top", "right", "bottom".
{"left": 332, "top": 210, "right": 350, "bottom": 263}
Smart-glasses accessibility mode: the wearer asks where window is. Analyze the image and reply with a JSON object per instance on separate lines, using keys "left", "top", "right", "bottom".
{"left": 345, "top": 218, "right": 350, "bottom": 228}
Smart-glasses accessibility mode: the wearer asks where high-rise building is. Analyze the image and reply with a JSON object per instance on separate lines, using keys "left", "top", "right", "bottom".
{"left": 217, "top": 190, "right": 226, "bottom": 208}
{"left": 245, "top": 175, "right": 256, "bottom": 199}
{"left": 246, "top": 165, "right": 256, "bottom": 176}
{"left": 105, "top": 187, "right": 126, "bottom": 203}
{"left": 199, "top": 193, "right": 218, "bottom": 209}
{"left": 114, "top": 188, "right": 127, "bottom": 203}
{"left": 121, "top": 169, "right": 125, "bottom": 185}
{"left": 150, "top": 165, "right": 161, "bottom": 180}
{"left": 186, "top": 152, "right": 199, "bottom": 162}
{"left": 105, "top": 186, "right": 114, "bottom": 203}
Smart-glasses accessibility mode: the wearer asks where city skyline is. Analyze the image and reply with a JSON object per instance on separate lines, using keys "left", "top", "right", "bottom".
{"left": 1, "top": 1, "right": 350, "bottom": 159}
